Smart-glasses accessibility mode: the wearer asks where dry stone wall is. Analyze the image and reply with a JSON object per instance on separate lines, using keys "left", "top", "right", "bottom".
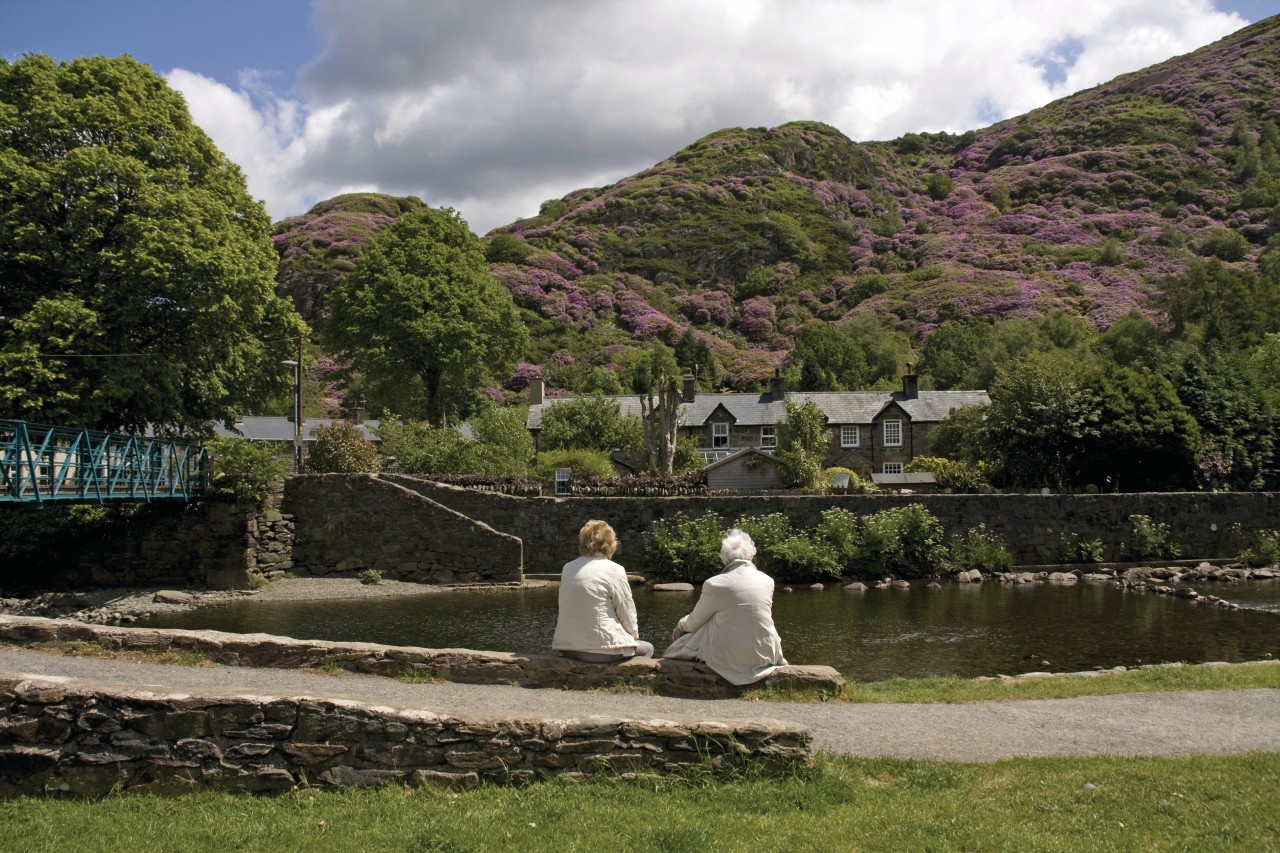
{"left": 0, "top": 674, "right": 810, "bottom": 797}
{"left": 283, "top": 474, "right": 522, "bottom": 584}
{"left": 385, "top": 477, "right": 1280, "bottom": 573}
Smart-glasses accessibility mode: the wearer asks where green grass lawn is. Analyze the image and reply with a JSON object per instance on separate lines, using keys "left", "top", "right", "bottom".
{"left": 3, "top": 752, "right": 1277, "bottom": 852}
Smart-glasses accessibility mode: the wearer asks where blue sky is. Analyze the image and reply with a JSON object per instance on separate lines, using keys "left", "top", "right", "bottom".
{"left": 3, "top": 0, "right": 1277, "bottom": 233}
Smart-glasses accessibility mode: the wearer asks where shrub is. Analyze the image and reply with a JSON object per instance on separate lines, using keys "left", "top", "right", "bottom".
{"left": 359, "top": 568, "right": 382, "bottom": 585}
{"left": 924, "top": 172, "right": 955, "bottom": 201}
{"left": 770, "top": 534, "right": 842, "bottom": 582}
{"left": 205, "top": 436, "right": 287, "bottom": 507}
{"left": 735, "top": 512, "right": 795, "bottom": 576}
{"left": 904, "top": 456, "right": 989, "bottom": 492}
{"left": 643, "top": 511, "right": 725, "bottom": 581}
{"left": 949, "top": 524, "right": 1013, "bottom": 572}
{"left": 821, "top": 467, "right": 879, "bottom": 493}
{"left": 1058, "top": 533, "right": 1105, "bottom": 564}
{"left": 814, "top": 508, "right": 862, "bottom": 569}
{"left": 1199, "top": 228, "right": 1251, "bottom": 261}
{"left": 1097, "top": 237, "right": 1125, "bottom": 267}
{"left": 857, "top": 504, "right": 949, "bottom": 579}
{"left": 531, "top": 449, "right": 615, "bottom": 491}
{"left": 1238, "top": 529, "right": 1280, "bottom": 567}
{"left": 1124, "top": 514, "right": 1181, "bottom": 560}
{"left": 305, "top": 421, "right": 381, "bottom": 474}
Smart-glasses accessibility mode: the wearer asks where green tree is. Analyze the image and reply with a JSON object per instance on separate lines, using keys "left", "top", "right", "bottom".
{"left": 1076, "top": 362, "right": 1200, "bottom": 491}
{"left": 776, "top": 400, "right": 828, "bottom": 488}
{"left": 326, "top": 207, "right": 527, "bottom": 426}
{"left": 467, "top": 404, "right": 534, "bottom": 475}
{"left": 920, "top": 321, "right": 997, "bottom": 390}
{"left": 981, "top": 355, "right": 1100, "bottom": 490}
{"left": 1175, "top": 347, "right": 1277, "bottom": 490}
{"left": 0, "top": 54, "right": 306, "bottom": 433}
{"left": 538, "top": 395, "right": 642, "bottom": 454}
{"left": 1160, "top": 259, "right": 1279, "bottom": 347}
{"left": 843, "top": 314, "right": 913, "bottom": 389}
{"left": 790, "top": 323, "right": 867, "bottom": 391}
{"left": 673, "top": 329, "right": 718, "bottom": 389}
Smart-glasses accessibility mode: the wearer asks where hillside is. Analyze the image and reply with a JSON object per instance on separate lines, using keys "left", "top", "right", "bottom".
{"left": 273, "top": 16, "right": 1280, "bottom": 392}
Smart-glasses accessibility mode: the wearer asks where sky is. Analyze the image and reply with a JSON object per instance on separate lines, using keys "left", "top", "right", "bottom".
{"left": 3, "top": 0, "right": 1279, "bottom": 235}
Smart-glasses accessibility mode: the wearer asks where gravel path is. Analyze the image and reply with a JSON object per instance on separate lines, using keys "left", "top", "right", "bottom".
{"left": 4, "top": 646, "right": 1278, "bottom": 762}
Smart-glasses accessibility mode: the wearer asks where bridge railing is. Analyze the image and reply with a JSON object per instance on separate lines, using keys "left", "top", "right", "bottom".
{"left": 0, "top": 419, "right": 207, "bottom": 507}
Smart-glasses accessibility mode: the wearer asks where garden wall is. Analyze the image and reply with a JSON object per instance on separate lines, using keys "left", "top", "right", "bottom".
{"left": 384, "top": 476, "right": 1280, "bottom": 573}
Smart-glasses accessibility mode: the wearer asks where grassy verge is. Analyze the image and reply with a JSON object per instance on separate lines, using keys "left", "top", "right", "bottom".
{"left": 33, "top": 641, "right": 210, "bottom": 668}
{"left": 2, "top": 752, "right": 1277, "bottom": 851}
{"left": 743, "top": 660, "right": 1280, "bottom": 704}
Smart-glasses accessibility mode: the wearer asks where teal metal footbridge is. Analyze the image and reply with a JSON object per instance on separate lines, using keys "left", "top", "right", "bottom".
{"left": 1, "top": 419, "right": 206, "bottom": 507}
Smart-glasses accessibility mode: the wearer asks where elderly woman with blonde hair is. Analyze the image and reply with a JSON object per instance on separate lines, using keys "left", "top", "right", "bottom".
{"left": 552, "top": 520, "right": 655, "bottom": 663}
{"left": 662, "top": 528, "right": 787, "bottom": 685}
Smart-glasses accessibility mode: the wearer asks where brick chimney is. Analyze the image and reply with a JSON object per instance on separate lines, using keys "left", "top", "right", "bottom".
{"left": 902, "top": 362, "right": 919, "bottom": 399}
{"left": 529, "top": 377, "right": 545, "bottom": 406}
{"left": 682, "top": 371, "right": 697, "bottom": 403}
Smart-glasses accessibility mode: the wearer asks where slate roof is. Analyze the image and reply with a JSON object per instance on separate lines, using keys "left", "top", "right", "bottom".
{"left": 213, "top": 416, "right": 382, "bottom": 443}
{"left": 526, "top": 389, "right": 989, "bottom": 430}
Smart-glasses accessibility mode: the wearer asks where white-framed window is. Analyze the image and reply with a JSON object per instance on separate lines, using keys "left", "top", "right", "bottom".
{"left": 840, "top": 425, "right": 859, "bottom": 448}
{"left": 882, "top": 419, "right": 902, "bottom": 447}
{"left": 759, "top": 426, "right": 776, "bottom": 449}
{"left": 712, "top": 422, "right": 729, "bottom": 449}
{"left": 882, "top": 462, "right": 904, "bottom": 474}
{"left": 554, "top": 467, "right": 571, "bottom": 496}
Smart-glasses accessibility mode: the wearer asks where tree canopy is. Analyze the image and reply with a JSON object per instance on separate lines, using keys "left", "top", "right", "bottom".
{"left": 326, "top": 207, "right": 527, "bottom": 425}
{"left": 0, "top": 54, "right": 306, "bottom": 433}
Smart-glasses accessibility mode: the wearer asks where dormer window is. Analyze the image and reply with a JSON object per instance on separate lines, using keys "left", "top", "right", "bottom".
{"left": 713, "top": 422, "right": 729, "bottom": 448}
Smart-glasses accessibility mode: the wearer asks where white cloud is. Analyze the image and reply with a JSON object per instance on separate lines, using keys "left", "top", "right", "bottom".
{"left": 170, "top": 0, "right": 1247, "bottom": 233}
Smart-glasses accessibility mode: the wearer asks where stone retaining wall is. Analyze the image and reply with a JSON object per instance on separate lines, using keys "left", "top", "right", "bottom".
{"left": 284, "top": 475, "right": 522, "bottom": 583}
{"left": 0, "top": 674, "right": 810, "bottom": 797}
{"left": 0, "top": 616, "right": 845, "bottom": 699}
{"left": 385, "top": 477, "right": 1280, "bottom": 573}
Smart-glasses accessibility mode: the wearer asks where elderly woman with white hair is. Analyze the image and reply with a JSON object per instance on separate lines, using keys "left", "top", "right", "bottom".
{"left": 661, "top": 528, "right": 787, "bottom": 685}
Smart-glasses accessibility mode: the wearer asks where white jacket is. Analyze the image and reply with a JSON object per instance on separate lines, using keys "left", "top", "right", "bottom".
{"left": 661, "top": 560, "right": 787, "bottom": 685}
{"left": 552, "top": 555, "right": 641, "bottom": 653}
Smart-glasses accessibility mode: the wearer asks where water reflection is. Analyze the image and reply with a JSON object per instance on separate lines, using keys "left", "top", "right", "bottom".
{"left": 148, "top": 581, "right": 1280, "bottom": 682}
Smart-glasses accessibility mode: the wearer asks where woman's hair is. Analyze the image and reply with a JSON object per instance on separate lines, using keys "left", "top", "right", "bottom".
{"left": 720, "top": 528, "right": 757, "bottom": 565}
{"left": 578, "top": 519, "right": 618, "bottom": 557}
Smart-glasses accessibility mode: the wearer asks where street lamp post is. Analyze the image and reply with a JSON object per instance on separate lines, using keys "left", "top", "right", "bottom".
{"left": 281, "top": 350, "right": 303, "bottom": 473}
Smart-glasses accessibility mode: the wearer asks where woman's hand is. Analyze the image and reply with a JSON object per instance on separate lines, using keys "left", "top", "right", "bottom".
{"left": 671, "top": 626, "right": 686, "bottom": 641}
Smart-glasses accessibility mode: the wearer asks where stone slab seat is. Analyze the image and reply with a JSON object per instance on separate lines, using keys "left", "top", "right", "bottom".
{"left": 0, "top": 615, "right": 844, "bottom": 699}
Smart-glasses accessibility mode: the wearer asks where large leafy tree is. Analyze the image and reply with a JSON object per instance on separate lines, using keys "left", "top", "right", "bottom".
{"left": 980, "top": 355, "right": 1100, "bottom": 490}
{"left": 327, "top": 207, "right": 527, "bottom": 425}
{"left": 789, "top": 323, "right": 867, "bottom": 391}
{"left": 1076, "top": 362, "right": 1200, "bottom": 491}
{"left": 538, "top": 395, "right": 642, "bottom": 454}
{"left": 0, "top": 54, "right": 306, "bottom": 433}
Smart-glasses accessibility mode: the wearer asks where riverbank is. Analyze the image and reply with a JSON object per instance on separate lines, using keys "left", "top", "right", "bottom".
{"left": 0, "top": 577, "right": 557, "bottom": 625}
